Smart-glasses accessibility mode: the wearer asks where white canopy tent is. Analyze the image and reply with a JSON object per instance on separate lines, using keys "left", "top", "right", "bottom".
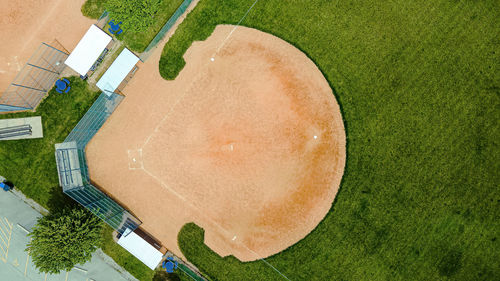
{"left": 117, "top": 228, "right": 164, "bottom": 270}
{"left": 96, "top": 48, "right": 139, "bottom": 95}
{"left": 64, "top": 25, "right": 112, "bottom": 76}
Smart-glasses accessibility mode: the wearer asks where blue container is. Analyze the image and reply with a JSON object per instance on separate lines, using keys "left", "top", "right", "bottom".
{"left": 1, "top": 182, "right": 11, "bottom": 191}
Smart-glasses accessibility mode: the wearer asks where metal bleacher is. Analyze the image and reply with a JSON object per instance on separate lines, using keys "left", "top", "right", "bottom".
{"left": 0, "top": 124, "right": 32, "bottom": 139}
{"left": 54, "top": 93, "right": 140, "bottom": 235}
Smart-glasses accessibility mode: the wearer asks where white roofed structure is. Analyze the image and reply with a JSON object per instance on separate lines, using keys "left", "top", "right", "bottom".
{"left": 65, "top": 25, "right": 112, "bottom": 76}
{"left": 117, "top": 228, "right": 163, "bottom": 270}
{"left": 96, "top": 48, "right": 139, "bottom": 95}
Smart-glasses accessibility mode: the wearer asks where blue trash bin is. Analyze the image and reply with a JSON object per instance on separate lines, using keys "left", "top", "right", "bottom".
{"left": 1, "top": 182, "right": 11, "bottom": 191}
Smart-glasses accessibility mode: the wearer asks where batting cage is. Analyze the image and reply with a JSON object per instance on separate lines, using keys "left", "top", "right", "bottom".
{"left": 0, "top": 42, "right": 69, "bottom": 113}
{"left": 55, "top": 92, "right": 141, "bottom": 235}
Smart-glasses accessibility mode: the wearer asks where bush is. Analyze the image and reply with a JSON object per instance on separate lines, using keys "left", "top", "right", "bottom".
{"left": 26, "top": 208, "right": 103, "bottom": 274}
{"left": 81, "top": 0, "right": 108, "bottom": 19}
{"left": 104, "top": 0, "right": 162, "bottom": 32}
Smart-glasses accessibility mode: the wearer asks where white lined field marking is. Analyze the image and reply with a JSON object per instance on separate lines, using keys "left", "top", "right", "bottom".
{"left": 142, "top": 0, "right": 260, "bottom": 151}
{"left": 0, "top": 217, "right": 13, "bottom": 263}
{"left": 127, "top": 149, "right": 144, "bottom": 170}
{"left": 212, "top": 0, "right": 260, "bottom": 57}
{"left": 141, "top": 81, "right": 195, "bottom": 148}
{"left": 17, "top": 223, "right": 30, "bottom": 234}
{"left": 136, "top": 0, "right": 290, "bottom": 279}
{"left": 142, "top": 168, "right": 187, "bottom": 202}
{"left": 74, "top": 266, "right": 88, "bottom": 273}
{"left": 24, "top": 238, "right": 31, "bottom": 276}
{"left": 143, "top": 162, "right": 292, "bottom": 280}
{"left": 139, "top": 146, "right": 291, "bottom": 279}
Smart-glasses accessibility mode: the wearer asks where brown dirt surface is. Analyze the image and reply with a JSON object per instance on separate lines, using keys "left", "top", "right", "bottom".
{"left": 86, "top": 25, "right": 346, "bottom": 261}
{"left": 0, "top": 0, "right": 94, "bottom": 90}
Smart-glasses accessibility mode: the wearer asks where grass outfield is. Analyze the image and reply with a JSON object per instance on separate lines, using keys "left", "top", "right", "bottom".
{"left": 0, "top": 78, "right": 154, "bottom": 281}
{"left": 81, "top": 0, "right": 184, "bottom": 52}
{"left": 159, "top": 0, "right": 500, "bottom": 280}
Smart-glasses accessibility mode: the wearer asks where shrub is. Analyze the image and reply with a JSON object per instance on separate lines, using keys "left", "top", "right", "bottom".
{"left": 26, "top": 208, "right": 103, "bottom": 274}
{"left": 104, "top": 0, "right": 162, "bottom": 32}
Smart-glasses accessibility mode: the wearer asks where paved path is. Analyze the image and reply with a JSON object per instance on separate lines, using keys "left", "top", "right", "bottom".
{"left": 0, "top": 190, "right": 135, "bottom": 281}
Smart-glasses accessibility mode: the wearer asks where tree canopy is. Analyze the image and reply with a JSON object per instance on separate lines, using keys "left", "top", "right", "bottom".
{"left": 26, "top": 208, "right": 103, "bottom": 274}
{"left": 105, "top": 0, "right": 162, "bottom": 32}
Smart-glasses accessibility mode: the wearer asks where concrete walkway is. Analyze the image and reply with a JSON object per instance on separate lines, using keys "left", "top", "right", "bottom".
{"left": 0, "top": 189, "right": 136, "bottom": 281}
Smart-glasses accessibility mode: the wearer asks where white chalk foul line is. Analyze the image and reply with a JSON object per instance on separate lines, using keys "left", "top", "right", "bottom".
{"left": 141, "top": 159, "right": 292, "bottom": 279}
{"left": 138, "top": 0, "right": 291, "bottom": 278}
{"left": 213, "top": 0, "right": 260, "bottom": 56}
{"left": 142, "top": 167, "right": 187, "bottom": 202}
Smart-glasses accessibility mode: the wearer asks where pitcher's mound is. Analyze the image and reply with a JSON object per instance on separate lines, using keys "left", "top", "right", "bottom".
{"left": 86, "top": 25, "right": 345, "bottom": 261}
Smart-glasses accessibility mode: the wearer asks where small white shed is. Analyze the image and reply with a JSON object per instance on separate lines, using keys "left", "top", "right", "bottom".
{"left": 117, "top": 228, "right": 164, "bottom": 270}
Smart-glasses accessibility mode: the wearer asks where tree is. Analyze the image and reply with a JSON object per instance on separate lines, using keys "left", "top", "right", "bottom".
{"left": 26, "top": 208, "right": 103, "bottom": 274}
{"left": 104, "top": 0, "right": 162, "bottom": 32}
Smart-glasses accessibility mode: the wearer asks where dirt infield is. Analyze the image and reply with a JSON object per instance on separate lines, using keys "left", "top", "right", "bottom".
{"left": 86, "top": 25, "right": 346, "bottom": 261}
{"left": 0, "top": 0, "right": 93, "bottom": 90}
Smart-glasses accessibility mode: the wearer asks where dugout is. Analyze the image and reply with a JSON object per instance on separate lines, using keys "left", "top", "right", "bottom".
{"left": 96, "top": 48, "right": 139, "bottom": 96}
{"left": 117, "top": 228, "right": 164, "bottom": 270}
{"left": 64, "top": 25, "right": 112, "bottom": 77}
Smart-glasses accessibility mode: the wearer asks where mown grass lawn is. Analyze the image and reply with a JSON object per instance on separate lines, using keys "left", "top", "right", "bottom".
{"left": 0, "top": 77, "right": 99, "bottom": 208}
{"left": 160, "top": 0, "right": 500, "bottom": 280}
{"left": 0, "top": 77, "right": 155, "bottom": 281}
{"left": 81, "top": 0, "right": 185, "bottom": 52}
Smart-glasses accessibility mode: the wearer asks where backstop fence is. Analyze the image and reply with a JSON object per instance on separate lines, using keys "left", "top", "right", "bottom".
{"left": 55, "top": 92, "right": 141, "bottom": 235}
{"left": 0, "top": 42, "right": 69, "bottom": 113}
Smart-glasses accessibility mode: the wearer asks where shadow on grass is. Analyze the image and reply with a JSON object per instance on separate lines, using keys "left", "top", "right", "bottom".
{"left": 153, "top": 270, "right": 181, "bottom": 281}
{"left": 46, "top": 186, "right": 78, "bottom": 214}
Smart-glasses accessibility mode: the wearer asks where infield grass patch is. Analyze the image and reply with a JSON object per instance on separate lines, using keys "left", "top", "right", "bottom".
{"left": 160, "top": 0, "right": 500, "bottom": 280}
{"left": 81, "top": 0, "right": 107, "bottom": 19}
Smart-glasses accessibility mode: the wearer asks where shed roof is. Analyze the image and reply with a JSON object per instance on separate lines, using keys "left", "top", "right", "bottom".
{"left": 96, "top": 48, "right": 139, "bottom": 95}
{"left": 117, "top": 228, "right": 163, "bottom": 270}
{"left": 65, "top": 25, "right": 112, "bottom": 75}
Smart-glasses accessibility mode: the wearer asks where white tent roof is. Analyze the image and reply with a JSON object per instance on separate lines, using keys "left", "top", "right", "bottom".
{"left": 64, "top": 25, "right": 112, "bottom": 75}
{"left": 96, "top": 48, "right": 139, "bottom": 95}
{"left": 117, "top": 228, "right": 163, "bottom": 270}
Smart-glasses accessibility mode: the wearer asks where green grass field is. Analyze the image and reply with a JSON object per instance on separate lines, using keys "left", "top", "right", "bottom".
{"left": 0, "top": 77, "right": 99, "bottom": 208}
{"left": 2, "top": 1, "right": 498, "bottom": 280}
{"left": 81, "top": 0, "right": 184, "bottom": 52}
{"left": 159, "top": 0, "right": 500, "bottom": 280}
{"left": 0, "top": 78, "right": 155, "bottom": 281}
